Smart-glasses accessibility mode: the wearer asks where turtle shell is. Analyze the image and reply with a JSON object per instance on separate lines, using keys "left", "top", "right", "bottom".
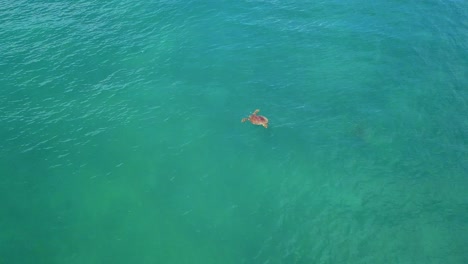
{"left": 250, "top": 115, "right": 268, "bottom": 125}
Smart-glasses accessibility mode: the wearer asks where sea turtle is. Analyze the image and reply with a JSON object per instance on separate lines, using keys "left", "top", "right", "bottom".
{"left": 241, "top": 109, "right": 269, "bottom": 128}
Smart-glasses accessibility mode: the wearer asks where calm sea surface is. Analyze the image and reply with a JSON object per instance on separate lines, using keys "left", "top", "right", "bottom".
{"left": 1, "top": 1, "right": 467, "bottom": 263}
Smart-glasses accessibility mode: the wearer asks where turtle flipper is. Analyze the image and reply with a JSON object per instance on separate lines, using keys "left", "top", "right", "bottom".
{"left": 253, "top": 109, "right": 260, "bottom": 115}
{"left": 241, "top": 117, "right": 248, "bottom": 123}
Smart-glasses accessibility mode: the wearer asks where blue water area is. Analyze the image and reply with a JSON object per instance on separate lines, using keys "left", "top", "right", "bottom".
{"left": 1, "top": 1, "right": 467, "bottom": 263}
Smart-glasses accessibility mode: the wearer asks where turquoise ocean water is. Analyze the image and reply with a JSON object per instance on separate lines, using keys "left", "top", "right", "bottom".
{"left": 1, "top": 1, "right": 467, "bottom": 263}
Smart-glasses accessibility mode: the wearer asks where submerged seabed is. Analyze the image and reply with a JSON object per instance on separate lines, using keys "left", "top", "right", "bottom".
{"left": 0, "top": 1, "right": 467, "bottom": 263}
